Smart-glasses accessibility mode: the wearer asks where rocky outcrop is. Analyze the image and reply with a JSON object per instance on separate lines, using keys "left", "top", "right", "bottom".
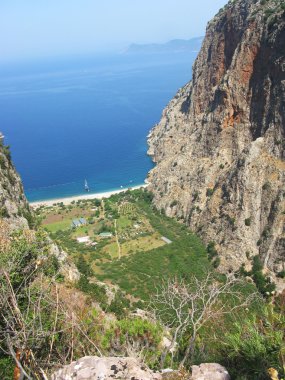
{"left": 51, "top": 357, "right": 231, "bottom": 380}
{"left": 51, "top": 356, "right": 162, "bottom": 380}
{"left": 0, "top": 136, "right": 80, "bottom": 280}
{"left": 148, "top": 0, "right": 285, "bottom": 277}
{"left": 0, "top": 136, "right": 31, "bottom": 230}
{"left": 191, "top": 363, "right": 230, "bottom": 380}
{"left": 50, "top": 243, "right": 80, "bottom": 283}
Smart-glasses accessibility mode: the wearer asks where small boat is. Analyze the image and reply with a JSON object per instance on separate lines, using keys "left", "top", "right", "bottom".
{"left": 84, "top": 179, "right": 90, "bottom": 192}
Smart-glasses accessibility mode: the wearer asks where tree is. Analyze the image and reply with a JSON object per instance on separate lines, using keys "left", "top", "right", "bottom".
{"left": 150, "top": 272, "right": 259, "bottom": 368}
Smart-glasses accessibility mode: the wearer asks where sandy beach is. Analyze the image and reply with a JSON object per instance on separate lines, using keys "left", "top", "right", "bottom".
{"left": 30, "top": 184, "right": 148, "bottom": 208}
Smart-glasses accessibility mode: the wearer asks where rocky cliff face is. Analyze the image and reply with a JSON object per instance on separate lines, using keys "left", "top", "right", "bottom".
{"left": 148, "top": 0, "right": 285, "bottom": 276}
{"left": 0, "top": 137, "right": 31, "bottom": 230}
{"left": 0, "top": 137, "right": 79, "bottom": 281}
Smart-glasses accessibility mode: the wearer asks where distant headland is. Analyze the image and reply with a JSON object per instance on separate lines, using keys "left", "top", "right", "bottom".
{"left": 124, "top": 36, "right": 204, "bottom": 54}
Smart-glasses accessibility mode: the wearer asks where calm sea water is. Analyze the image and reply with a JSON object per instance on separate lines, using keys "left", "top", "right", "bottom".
{"left": 0, "top": 52, "right": 196, "bottom": 202}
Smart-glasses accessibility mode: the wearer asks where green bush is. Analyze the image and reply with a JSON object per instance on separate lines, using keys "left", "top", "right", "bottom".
{"left": 77, "top": 275, "right": 107, "bottom": 308}
{"left": 212, "top": 257, "right": 221, "bottom": 268}
{"left": 107, "top": 291, "right": 131, "bottom": 319}
{"left": 252, "top": 255, "right": 263, "bottom": 272}
{"left": 251, "top": 256, "right": 276, "bottom": 296}
{"left": 0, "top": 206, "right": 9, "bottom": 218}
{"left": 102, "top": 318, "right": 162, "bottom": 368}
{"left": 0, "top": 356, "right": 14, "bottom": 380}
{"left": 76, "top": 255, "right": 94, "bottom": 277}
{"left": 207, "top": 241, "right": 218, "bottom": 259}
{"left": 219, "top": 305, "right": 285, "bottom": 379}
{"left": 206, "top": 188, "right": 214, "bottom": 197}
{"left": 277, "top": 270, "right": 285, "bottom": 279}
{"left": 262, "top": 182, "right": 270, "bottom": 191}
{"left": 3, "top": 145, "right": 11, "bottom": 161}
{"left": 244, "top": 218, "right": 251, "bottom": 227}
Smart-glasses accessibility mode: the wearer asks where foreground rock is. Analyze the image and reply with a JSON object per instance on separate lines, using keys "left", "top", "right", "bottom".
{"left": 147, "top": 0, "right": 285, "bottom": 281}
{"left": 51, "top": 356, "right": 162, "bottom": 380}
{"left": 51, "top": 357, "right": 231, "bottom": 380}
{"left": 191, "top": 363, "right": 230, "bottom": 380}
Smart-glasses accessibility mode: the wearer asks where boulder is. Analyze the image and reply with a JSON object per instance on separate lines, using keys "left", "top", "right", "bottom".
{"left": 51, "top": 356, "right": 162, "bottom": 380}
{"left": 191, "top": 363, "right": 230, "bottom": 380}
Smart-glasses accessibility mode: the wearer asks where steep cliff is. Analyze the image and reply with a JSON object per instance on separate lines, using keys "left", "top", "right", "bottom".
{"left": 0, "top": 136, "right": 79, "bottom": 281}
{"left": 0, "top": 136, "right": 32, "bottom": 231}
{"left": 148, "top": 0, "right": 285, "bottom": 276}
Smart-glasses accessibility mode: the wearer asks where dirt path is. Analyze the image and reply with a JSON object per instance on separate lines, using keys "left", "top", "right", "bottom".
{"left": 101, "top": 199, "right": 105, "bottom": 219}
{"left": 114, "top": 219, "right": 121, "bottom": 260}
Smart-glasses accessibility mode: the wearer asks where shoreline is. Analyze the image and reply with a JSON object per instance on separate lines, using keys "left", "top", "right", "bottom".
{"left": 29, "top": 184, "right": 148, "bottom": 208}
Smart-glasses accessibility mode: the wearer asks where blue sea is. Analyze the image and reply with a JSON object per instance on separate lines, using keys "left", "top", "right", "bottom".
{"left": 0, "top": 52, "right": 196, "bottom": 202}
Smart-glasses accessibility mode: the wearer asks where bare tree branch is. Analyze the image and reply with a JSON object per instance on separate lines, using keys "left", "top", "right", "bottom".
{"left": 149, "top": 272, "right": 260, "bottom": 368}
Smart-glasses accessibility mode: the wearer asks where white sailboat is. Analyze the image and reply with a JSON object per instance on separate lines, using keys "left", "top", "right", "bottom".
{"left": 84, "top": 179, "right": 90, "bottom": 192}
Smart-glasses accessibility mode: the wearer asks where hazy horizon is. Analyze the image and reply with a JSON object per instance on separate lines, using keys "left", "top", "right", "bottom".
{"left": 1, "top": 0, "right": 228, "bottom": 63}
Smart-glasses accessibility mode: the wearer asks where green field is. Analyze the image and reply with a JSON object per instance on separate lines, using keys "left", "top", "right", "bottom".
{"left": 44, "top": 219, "right": 72, "bottom": 233}
{"left": 96, "top": 194, "right": 210, "bottom": 299}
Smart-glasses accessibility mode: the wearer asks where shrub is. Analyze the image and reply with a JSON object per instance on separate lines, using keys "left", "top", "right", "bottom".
{"left": 77, "top": 275, "right": 107, "bottom": 308}
{"left": 206, "top": 188, "right": 214, "bottom": 197}
{"left": 0, "top": 356, "right": 14, "bottom": 380}
{"left": 219, "top": 313, "right": 284, "bottom": 379}
{"left": 107, "top": 291, "right": 130, "bottom": 319}
{"left": 0, "top": 206, "right": 9, "bottom": 218}
{"left": 244, "top": 218, "right": 251, "bottom": 226}
{"left": 77, "top": 255, "right": 94, "bottom": 277}
{"left": 102, "top": 318, "right": 162, "bottom": 368}
{"left": 212, "top": 257, "right": 221, "bottom": 268}
{"left": 3, "top": 145, "right": 11, "bottom": 161}
{"left": 207, "top": 241, "right": 218, "bottom": 259}
{"left": 228, "top": 217, "right": 235, "bottom": 226}
{"left": 262, "top": 182, "right": 270, "bottom": 191}
{"left": 277, "top": 270, "right": 285, "bottom": 279}
{"left": 251, "top": 256, "right": 276, "bottom": 296}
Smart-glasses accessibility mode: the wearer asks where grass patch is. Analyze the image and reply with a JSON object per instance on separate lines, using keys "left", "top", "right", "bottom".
{"left": 44, "top": 219, "right": 72, "bottom": 233}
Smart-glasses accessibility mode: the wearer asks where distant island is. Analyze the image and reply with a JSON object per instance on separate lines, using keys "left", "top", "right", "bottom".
{"left": 125, "top": 36, "right": 204, "bottom": 54}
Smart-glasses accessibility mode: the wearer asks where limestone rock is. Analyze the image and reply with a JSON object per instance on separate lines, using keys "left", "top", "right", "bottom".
{"left": 51, "top": 356, "right": 162, "bottom": 380}
{"left": 147, "top": 0, "right": 285, "bottom": 283}
{"left": 0, "top": 137, "right": 31, "bottom": 230}
{"left": 51, "top": 244, "right": 80, "bottom": 283}
{"left": 191, "top": 363, "right": 230, "bottom": 380}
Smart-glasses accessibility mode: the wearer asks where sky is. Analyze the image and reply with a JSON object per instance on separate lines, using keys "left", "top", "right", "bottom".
{"left": 0, "top": 0, "right": 228, "bottom": 62}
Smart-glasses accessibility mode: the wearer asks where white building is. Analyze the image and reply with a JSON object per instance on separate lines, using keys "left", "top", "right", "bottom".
{"left": 77, "top": 236, "right": 91, "bottom": 244}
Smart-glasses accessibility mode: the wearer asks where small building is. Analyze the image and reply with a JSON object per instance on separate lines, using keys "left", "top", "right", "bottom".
{"left": 99, "top": 232, "right": 113, "bottom": 238}
{"left": 77, "top": 236, "right": 91, "bottom": 244}
{"left": 72, "top": 219, "right": 81, "bottom": 228}
{"left": 71, "top": 218, "right": 87, "bottom": 228}
{"left": 161, "top": 236, "right": 172, "bottom": 245}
